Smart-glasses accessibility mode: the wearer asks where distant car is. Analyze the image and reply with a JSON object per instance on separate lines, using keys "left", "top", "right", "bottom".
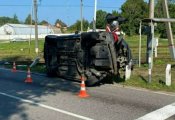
{"left": 10, "top": 37, "right": 28, "bottom": 42}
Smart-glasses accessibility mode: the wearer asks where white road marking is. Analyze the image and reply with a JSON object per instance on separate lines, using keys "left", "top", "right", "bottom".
{"left": 136, "top": 102, "right": 175, "bottom": 120}
{"left": 113, "top": 84, "right": 175, "bottom": 97}
{"left": 0, "top": 92, "right": 94, "bottom": 120}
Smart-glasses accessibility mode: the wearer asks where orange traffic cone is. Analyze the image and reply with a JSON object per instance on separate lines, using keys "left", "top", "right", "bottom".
{"left": 25, "top": 67, "right": 33, "bottom": 83}
{"left": 78, "top": 75, "right": 89, "bottom": 98}
{"left": 11, "top": 61, "right": 17, "bottom": 72}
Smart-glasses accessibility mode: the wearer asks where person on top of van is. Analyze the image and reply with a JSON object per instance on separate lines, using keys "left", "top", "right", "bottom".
{"left": 106, "top": 13, "right": 119, "bottom": 42}
{"left": 106, "top": 13, "right": 126, "bottom": 43}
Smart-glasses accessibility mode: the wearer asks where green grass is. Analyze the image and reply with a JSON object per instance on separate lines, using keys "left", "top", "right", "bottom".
{"left": 0, "top": 36, "right": 175, "bottom": 92}
{"left": 0, "top": 39, "right": 45, "bottom": 61}
{"left": 117, "top": 65, "right": 175, "bottom": 92}
{"left": 116, "top": 35, "right": 175, "bottom": 92}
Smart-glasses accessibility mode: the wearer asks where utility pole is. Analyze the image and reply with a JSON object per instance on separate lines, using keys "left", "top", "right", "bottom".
{"left": 141, "top": 0, "right": 175, "bottom": 83}
{"left": 149, "top": 0, "right": 154, "bottom": 19}
{"left": 93, "top": 0, "right": 97, "bottom": 31}
{"left": 29, "top": 0, "right": 33, "bottom": 54}
{"left": 80, "top": 0, "right": 83, "bottom": 32}
{"left": 162, "top": 0, "right": 175, "bottom": 59}
{"left": 147, "top": 0, "right": 154, "bottom": 83}
{"left": 34, "top": 0, "right": 39, "bottom": 56}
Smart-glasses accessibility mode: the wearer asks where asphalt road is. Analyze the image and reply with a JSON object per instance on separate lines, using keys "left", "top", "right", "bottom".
{"left": 0, "top": 68, "right": 175, "bottom": 120}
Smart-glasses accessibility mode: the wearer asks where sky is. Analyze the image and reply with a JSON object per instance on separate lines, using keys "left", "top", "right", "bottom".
{"left": 0, "top": 0, "right": 147, "bottom": 26}
{"left": 0, "top": 0, "right": 127, "bottom": 26}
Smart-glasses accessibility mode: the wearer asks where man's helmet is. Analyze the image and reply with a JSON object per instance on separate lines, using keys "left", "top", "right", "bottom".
{"left": 110, "top": 20, "right": 119, "bottom": 31}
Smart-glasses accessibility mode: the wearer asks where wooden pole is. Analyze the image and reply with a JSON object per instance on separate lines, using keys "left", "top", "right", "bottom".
{"left": 162, "top": 0, "right": 175, "bottom": 59}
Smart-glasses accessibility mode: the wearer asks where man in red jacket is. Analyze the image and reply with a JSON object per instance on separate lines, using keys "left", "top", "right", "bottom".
{"left": 105, "top": 13, "right": 120, "bottom": 43}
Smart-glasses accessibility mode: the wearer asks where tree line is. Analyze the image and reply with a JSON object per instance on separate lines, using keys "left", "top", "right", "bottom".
{"left": 69, "top": 0, "right": 175, "bottom": 37}
{"left": 0, "top": 0, "right": 175, "bottom": 37}
{"left": 0, "top": 14, "right": 66, "bottom": 27}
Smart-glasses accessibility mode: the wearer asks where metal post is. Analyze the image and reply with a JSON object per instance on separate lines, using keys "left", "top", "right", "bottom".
{"left": 139, "top": 21, "right": 142, "bottom": 67}
{"left": 34, "top": 0, "right": 39, "bottom": 56}
{"left": 154, "top": 38, "right": 158, "bottom": 57}
{"left": 154, "top": 45, "right": 157, "bottom": 57}
{"left": 80, "top": 0, "right": 83, "bottom": 32}
{"left": 149, "top": 20, "right": 154, "bottom": 83}
{"left": 93, "top": 0, "right": 97, "bottom": 32}
{"left": 162, "top": 0, "right": 175, "bottom": 59}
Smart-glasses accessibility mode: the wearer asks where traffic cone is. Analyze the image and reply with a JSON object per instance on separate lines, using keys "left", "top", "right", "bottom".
{"left": 78, "top": 75, "right": 89, "bottom": 98}
{"left": 25, "top": 67, "right": 33, "bottom": 83}
{"left": 11, "top": 61, "right": 17, "bottom": 72}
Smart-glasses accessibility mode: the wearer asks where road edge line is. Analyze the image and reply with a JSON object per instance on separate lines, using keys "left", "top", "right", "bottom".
{"left": 0, "top": 91, "right": 94, "bottom": 120}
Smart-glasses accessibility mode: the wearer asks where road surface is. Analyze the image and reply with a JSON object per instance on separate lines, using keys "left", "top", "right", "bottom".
{"left": 0, "top": 68, "right": 175, "bottom": 120}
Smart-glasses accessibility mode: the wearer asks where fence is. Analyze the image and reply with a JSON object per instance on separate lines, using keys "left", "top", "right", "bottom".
{"left": 125, "top": 35, "right": 175, "bottom": 65}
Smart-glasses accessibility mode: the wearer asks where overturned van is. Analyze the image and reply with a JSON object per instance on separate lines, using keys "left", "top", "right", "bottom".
{"left": 44, "top": 31, "right": 132, "bottom": 86}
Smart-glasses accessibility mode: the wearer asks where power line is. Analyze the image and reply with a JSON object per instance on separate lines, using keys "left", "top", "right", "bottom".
{"left": 0, "top": 5, "right": 31, "bottom": 7}
{"left": 0, "top": 4, "right": 120, "bottom": 9}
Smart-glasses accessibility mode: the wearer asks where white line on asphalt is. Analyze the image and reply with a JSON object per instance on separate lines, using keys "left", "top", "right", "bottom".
{"left": 136, "top": 102, "right": 175, "bottom": 120}
{"left": 113, "top": 84, "right": 175, "bottom": 97}
{"left": 0, "top": 92, "right": 94, "bottom": 120}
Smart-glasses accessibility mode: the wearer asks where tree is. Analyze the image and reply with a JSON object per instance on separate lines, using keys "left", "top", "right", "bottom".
{"left": 0, "top": 16, "right": 20, "bottom": 26}
{"left": 96, "top": 10, "right": 107, "bottom": 29}
{"left": 89, "top": 10, "right": 120, "bottom": 30}
{"left": 112, "top": 10, "right": 120, "bottom": 16}
{"left": 169, "top": 0, "right": 175, "bottom": 3}
{"left": 25, "top": 14, "right": 34, "bottom": 24}
{"left": 68, "top": 19, "right": 89, "bottom": 32}
{"left": 155, "top": 0, "right": 175, "bottom": 38}
{"left": 0, "top": 17, "right": 11, "bottom": 26}
{"left": 121, "top": 0, "right": 148, "bottom": 35}
{"left": 12, "top": 14, "right": 19, "bottom": 24}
